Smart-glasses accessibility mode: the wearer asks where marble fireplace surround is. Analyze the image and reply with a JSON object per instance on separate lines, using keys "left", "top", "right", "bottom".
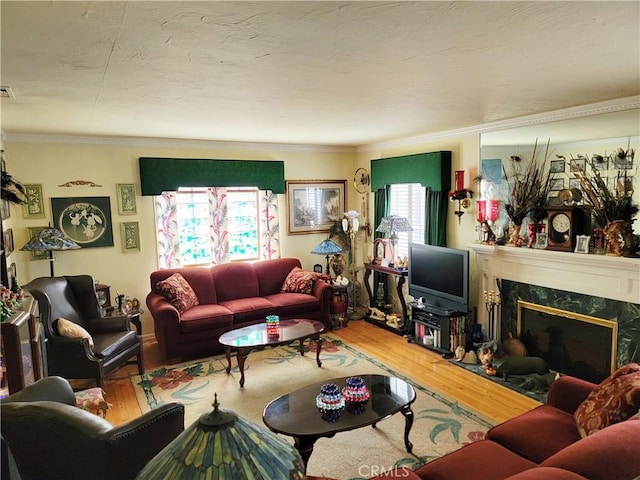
{"left": 468, "top": 244, "right": 640, "bottom": 368}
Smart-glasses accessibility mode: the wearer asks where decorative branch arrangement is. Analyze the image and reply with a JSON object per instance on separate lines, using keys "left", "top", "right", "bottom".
{"left": 502, "top": 138, "right": 554, "bottom": 227}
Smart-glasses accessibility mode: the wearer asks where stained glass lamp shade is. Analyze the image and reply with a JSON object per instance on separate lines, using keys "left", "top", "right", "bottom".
{"left": 137, "top": 394, "right": 305, "bottom": 480}
{"left": 20, "top": 227, "right": 81, "bottom": 276}
{"left": 375, "top": 215, "right": 413, "bottom": 249}
{"left": 311, "top": 239, "right": 343, "bottom": 275}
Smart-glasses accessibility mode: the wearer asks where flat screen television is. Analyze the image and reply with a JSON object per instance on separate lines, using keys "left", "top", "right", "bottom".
{"left": 408, "top": 243, "right": 469, "bottom": 314}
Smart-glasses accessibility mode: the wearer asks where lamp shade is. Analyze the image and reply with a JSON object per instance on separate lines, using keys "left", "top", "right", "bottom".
{"left": 375, "top": 215, "right": 413, "bottom": 235}
{"left": 20, "top": 227, "right": 81, "bottom": 252}
{"left": 20, "top": 227, "right": 81, "bottom": 277}
{"left": 137, "top": 394, "right": 305, "bottom": 480}
{"left": 311, "top": 239, "right": 343, "bottom": 255}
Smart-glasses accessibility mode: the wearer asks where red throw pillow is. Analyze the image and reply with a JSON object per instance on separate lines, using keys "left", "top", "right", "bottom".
{"left": 155, "top": 273, "right": 199, "bottom": 313}
{"left": 281, "top": 267, "right": 320, "bottom": 294}
{"left": 574, "top": 362, "right": 640, "bottom": 437}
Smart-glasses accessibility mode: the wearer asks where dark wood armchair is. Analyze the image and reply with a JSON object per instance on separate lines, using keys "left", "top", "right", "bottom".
{"left": 23, "top": 275, "right": 144, "bottom": 386}
{"left": 1, "top": 376, "right": 185, "bottom": 480}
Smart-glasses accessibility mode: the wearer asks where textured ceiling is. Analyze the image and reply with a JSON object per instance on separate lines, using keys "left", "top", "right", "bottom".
{"left": 1, "top": 1, "right": 639, "bottom": 146}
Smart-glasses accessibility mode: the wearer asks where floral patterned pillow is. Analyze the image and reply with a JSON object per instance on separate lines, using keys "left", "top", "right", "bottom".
{"left": 574, "top": 362, "right": 640, "bottom": 437}
{"left": 156, "top": 273, "right": 199, "bottom": 313}
{"left": 75, "top": 387, "right": 112, "bottom": 418}
{"left": 281, "top": 267, "right": 320, "bottom": 295}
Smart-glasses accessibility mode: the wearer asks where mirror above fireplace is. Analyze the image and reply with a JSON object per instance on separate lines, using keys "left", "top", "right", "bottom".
{"left": 479, "top": 97, "right": 640, "bottom": 235}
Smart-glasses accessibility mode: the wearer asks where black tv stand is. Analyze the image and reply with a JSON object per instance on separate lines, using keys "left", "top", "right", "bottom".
{"left": 408, "top": 303, "right": 471, "bottom": 354}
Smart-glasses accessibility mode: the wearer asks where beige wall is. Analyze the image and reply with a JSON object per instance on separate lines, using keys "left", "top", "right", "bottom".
{"left": 5, "top": 134, "right": 481, "bottom": 333}
{"left": 4, "top": 139, "right": 356, "bottom": 334}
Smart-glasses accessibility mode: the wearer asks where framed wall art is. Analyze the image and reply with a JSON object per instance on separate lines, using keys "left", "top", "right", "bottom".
{"left": 0, "top": 199, "right": 9, "bottom": 220}
{"left": 26, "top": 226, "right": 50, "bottom": 260}
{"left": 22, "top": 184, "right": 46, "bottom": 218}
{"left": 549, "top": 160, "right": 565, "bottom": 173}
{"left": 51, "top": 197, "right": 114, "bottom": 248}
{"left": 120, "top": 221, "right": 140, "bottom": 252}
{"left": 286, "top": 180, "right": 346, "bottom": 234}
{"left": 116, "top": 183, "right": 137, "bottom": 215}
{"left": 2, "top": 228, "right": 14, "bottom": 256}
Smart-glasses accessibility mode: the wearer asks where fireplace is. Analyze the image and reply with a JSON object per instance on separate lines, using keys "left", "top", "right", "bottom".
{"left": 468, "top": 243, "right": 640, "bottom": 383}
{"left": 517, "top": 300, "right": 617, "bottom": 383}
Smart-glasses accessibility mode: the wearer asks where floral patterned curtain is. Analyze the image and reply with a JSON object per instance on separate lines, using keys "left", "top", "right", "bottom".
{"left": 153, "top": 192, "right": 179, "bottom": 269}
{"left": 154, "top": 188, "right": 280, "bottom": 268}
{"left": 260, "top": 190, "right": 280, "bottom": 260}
{"left": 207, "top": 187, "right": 229, "bottom": 265}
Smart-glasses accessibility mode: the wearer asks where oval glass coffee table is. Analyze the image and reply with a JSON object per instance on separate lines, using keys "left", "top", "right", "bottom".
{"left": 263, "top": 374, "right": 416, "bottom": 470}
{"left": 219, "top": 318, "right": 325, "bottom": 387}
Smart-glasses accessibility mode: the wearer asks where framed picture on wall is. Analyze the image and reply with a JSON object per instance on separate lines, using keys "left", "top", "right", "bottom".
{"left": 120, "top": 221, "right": 140, "bottom": 252}
{"left": 22, "top": 184, "right": 46, "bottom": 218}
{"left": 26, "top": 226, "right": 50, "bottom": 260}
{"left": 285, "top": 180, "right": 346, "bottom": 234}
{"left": 116, "top": 183, "right": 137, "bottom": 215}
{"left": 550, "top": 160, "right": 565, "bottom": 173}
{"left": 51, "top": 197, "right": 114, "bottom": 248}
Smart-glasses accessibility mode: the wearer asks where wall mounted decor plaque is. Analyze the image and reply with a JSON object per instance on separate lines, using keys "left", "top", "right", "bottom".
{"left": 51, "top": 197, "right": 114, "bottom": 248}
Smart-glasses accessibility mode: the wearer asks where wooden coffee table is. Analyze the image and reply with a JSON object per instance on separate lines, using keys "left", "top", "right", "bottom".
{"left": 218, "top": 318, "right": 325, "bottom": 387}
{"left": 262, "top": 374, "right": 416, "bottom": 470}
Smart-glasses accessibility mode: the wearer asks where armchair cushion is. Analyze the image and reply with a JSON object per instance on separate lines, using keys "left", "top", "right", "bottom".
{"left": 156, "top": 272, "right": 199, "bottom": 313}
{"left": 56, "top": 317, "right": 94, "bottom": 346}
{"left": 573, "top": 362, "right": 640, "bottom": 437}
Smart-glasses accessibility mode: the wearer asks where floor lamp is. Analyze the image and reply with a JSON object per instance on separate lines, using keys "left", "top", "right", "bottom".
{"left": 342, "top": 210, "right": 364, "bottom": 320}
{"left": 20, "top": 226, "right": 80, "bottom": 276}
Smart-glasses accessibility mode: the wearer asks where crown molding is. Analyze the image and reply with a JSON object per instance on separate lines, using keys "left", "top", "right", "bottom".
{"left": 4, "top": 96, "right": 638, "bottom": 155}
{"left": 357, "top": 96, "right": 640, "bottom": 153}
{"left": 3, "top": 132, "right": 356, "bottom": 154}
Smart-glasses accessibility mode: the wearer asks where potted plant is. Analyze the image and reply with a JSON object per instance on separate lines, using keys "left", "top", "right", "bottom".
{"left": 576, "top": 151, "right": 638, "bottom": 256}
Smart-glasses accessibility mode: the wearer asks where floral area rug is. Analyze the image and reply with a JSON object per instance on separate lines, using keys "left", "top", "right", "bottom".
{"left": 131, "top": 336, "right": 493, "bottom": 479}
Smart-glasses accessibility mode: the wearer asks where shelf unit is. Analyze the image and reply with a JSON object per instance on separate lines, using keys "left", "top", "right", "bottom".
{"left": 408, "top": 305, "right": 471, "bottom": 354}
{"left": 1, "top": 296, "right": 46, "bottom": 397}
{"left": 363, "top": 263, "right": 408, "bottom": 335}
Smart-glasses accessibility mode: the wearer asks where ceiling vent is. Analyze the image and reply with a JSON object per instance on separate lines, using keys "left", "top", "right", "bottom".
{"left": 0, "top": 86, "right": 15, "bottom": 99}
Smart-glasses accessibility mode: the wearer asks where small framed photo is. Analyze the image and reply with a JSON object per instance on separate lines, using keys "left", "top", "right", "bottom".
{"left": 592, "top": 155, "right": 609, "bottom": 170}
{"left": 116, "top": 183, "right": 137, "bottom": 215}
{"left": 2, "top": 228, "right": 14, "bottom": 256}
{"left": 549, "top": 178, "right": 565, "bottom": 191}
{"left": 575, "top": 235, "right": 591, "bottom": 254}
{"left": 613, "top": 154, "right": 633, "bottom": 169}
{"left": 120, "top": 221, "right": 140, "bottom": 252}
{"left": 313, "top": 264, "right": 323, "bottom": 274}
{"left": 550, "top": 160, "right": 565, "bottom": 173}
{"left": 568, "top": 178, "right": 582, "bottom": 190}
{"left": 23, "top": 184, "right": 46, "bottom": 218}
{"left": 570, "top": 158, "right": 587, "bottom": 172}
{"left": 27, "top": 226, "right": 50, "bottom": 260}
{"left": 535, "top": 232, "right": 548, "bottom": 249}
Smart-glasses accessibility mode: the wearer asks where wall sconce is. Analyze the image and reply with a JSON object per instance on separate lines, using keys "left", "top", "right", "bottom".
{"left": 449, "top": 170, "right": 473, "bottom": 223}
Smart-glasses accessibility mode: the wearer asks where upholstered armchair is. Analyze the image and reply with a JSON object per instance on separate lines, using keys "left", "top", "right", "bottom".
{"left": 23, "top": 275, "right": 144, "bottom": 386}
{"left": 1, "top": 376, "right": 185, "bottom": 480}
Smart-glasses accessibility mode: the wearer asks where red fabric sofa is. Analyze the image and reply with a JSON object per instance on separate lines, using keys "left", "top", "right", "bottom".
{"left": 371, "top": 375, "right": 640, "bottom": 480}
{"left": 147, "top": 258, "right": 332, "bottom": 360}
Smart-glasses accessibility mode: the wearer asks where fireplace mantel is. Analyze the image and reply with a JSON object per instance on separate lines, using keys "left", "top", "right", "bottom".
{"left": 468, "top": 243, "right": 640, "bottom": 328}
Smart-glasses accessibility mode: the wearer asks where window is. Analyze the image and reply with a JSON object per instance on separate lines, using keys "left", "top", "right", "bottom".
{"left": 176, "top": 188, "right": 260, "bottom": 266}
{"left": 388, "top": 183, "right": 426, "bottom": 258}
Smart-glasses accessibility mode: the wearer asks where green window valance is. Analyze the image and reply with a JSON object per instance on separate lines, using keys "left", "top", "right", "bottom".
{"left": 371, "top": 151, "right": 451, "bottom": 191}
{"left": 139, "top": 158, "right": 286, "bottom": 195}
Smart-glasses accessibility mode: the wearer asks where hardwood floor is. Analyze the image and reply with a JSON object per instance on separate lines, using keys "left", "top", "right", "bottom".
{"left": 102, "top": 320, "right": 541, "bottom": 426}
